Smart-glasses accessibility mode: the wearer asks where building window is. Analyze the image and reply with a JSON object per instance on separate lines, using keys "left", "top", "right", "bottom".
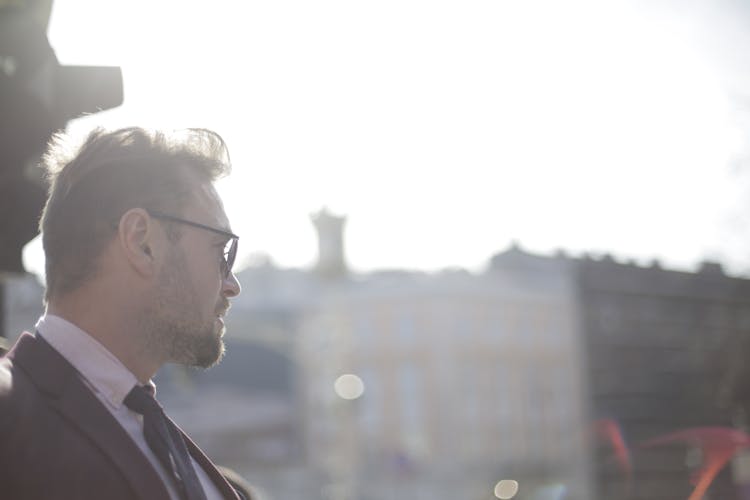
{"left": 399, "top": 362, "right": 426, "bottom": 456}
{"left": 396, "top": 311, "right": 416, "bottom": 345}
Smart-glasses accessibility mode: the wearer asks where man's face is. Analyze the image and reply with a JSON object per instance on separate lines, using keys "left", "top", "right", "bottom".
{"left": 144, "top": 184, "right": 241, "bottom": 368}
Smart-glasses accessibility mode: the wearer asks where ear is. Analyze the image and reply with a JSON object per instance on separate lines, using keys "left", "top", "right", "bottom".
{"left": 118, "top": 208, "right": 158, "bottom": 277}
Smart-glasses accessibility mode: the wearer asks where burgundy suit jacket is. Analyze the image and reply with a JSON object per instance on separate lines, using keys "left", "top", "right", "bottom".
{"left": 0, "top": 333, "right": 241, "bottom": 500}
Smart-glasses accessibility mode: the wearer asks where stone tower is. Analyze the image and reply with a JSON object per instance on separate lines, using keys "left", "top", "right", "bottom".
{"left": 310, "top": 207, "right": 347, "bottom": 278}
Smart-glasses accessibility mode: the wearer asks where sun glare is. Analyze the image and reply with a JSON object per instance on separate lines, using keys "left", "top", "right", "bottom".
{"left": 38, "top": 0, "right": 737, "bottom": 275}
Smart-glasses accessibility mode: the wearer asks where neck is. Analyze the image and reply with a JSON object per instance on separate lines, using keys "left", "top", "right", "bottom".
{"left": 47, "top": 290, "right": 162, "bottom": 384}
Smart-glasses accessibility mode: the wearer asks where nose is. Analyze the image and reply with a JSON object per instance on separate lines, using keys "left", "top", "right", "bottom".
{"left": 222, "top": 271, "right": 241, "bottom": 298}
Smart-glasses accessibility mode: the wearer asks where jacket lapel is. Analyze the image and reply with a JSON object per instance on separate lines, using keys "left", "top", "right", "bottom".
{"left": 177, "top": 425, "right": 241, "bottom": 500}
{"left": 11, "top": 333, "right": 170, "bottom": 500}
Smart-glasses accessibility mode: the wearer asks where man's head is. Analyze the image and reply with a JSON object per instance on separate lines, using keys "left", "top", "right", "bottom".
{"left": 39, "top": 127, "right": 241, "bottom": 368}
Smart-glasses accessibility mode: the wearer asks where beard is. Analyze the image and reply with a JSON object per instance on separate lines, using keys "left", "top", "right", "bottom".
{"left": 141, "top": 246, "right": 225, "bottom": 369}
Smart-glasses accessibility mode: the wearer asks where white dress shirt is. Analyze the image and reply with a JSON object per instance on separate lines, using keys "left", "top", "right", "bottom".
{"left": 36, "top": 314, "right": 223, "bottom": 500}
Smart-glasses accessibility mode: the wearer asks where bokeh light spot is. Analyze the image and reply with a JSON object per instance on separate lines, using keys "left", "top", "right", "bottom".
{"left": 494, "top": 479, "right": 519, "bottom": 499}
{"left": 334, "top": 373, "right": 364, "bottom": 400}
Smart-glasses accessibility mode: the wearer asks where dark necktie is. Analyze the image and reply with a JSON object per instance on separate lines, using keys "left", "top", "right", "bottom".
{"left": 124, "top": 385, "right": 207, "bottom": 500}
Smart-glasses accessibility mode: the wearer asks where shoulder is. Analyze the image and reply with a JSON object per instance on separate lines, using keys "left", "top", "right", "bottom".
{"left": 0, "top": 351, "right": 28, "bottom": 403}
{"left": 0, "top": 333, "right": 39, "bottom": 399}
{"left": 0, "top": 349, "right": 42, "bottom": 475}
{"left": 0, "top": 334, "right": 56, "bottom": 435}
{"left": 0, "top": 359, "right": 14, "bottom": 428}
{"left": 0, "top": 354, "right": 11, "bottom": 396}
{"left": 0, "top": 349, "right": 37, "bottom": 424}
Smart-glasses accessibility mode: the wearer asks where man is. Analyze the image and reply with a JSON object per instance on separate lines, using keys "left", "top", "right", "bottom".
{"left": 0, "top": 127, "right": 247, "bottom": 499}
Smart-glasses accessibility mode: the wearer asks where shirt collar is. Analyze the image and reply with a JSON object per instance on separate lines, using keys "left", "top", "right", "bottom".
{"left": 35, "top": 314, "right": 151, "bottom": 409}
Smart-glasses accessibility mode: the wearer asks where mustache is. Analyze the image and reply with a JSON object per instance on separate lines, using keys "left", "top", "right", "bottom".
{"left": 216, "top": 300, "right": 231, "bottom": 316}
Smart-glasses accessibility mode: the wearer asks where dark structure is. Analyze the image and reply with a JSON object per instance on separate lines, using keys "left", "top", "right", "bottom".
{"left": 0, "top": 0, "right": 122, "bottom": 275}
{"left": 0, "top": 0, "right": 122, "bottom": 342}
{"left": 576, "top": 256, "right": 750, "bottom": 499}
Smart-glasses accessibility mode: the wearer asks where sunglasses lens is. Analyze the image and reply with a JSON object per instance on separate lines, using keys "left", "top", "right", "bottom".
{"left": 225, "top": 238, "right": 238, "bottom": 277}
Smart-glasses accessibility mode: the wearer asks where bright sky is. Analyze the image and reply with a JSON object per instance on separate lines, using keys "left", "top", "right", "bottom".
{"left": 24, "top": 0, "right": 750, "bottom": 276}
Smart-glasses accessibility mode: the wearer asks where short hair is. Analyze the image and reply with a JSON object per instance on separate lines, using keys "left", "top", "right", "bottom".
{"left": 39, "top": 127, "right": 231, "bottom": 302}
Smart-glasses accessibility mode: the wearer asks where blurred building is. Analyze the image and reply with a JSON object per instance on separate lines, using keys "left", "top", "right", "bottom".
{"left": 290, "top": 221, "right": 750, "bottom": 500}
{"left": 578, "top": 257, "right": 750, "bottom": 500}
{"left": 292, "top": 213, "right": 595, "bottom": 500}
{"left": 296, "top": 248, "right": 593, "bottom": 500}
